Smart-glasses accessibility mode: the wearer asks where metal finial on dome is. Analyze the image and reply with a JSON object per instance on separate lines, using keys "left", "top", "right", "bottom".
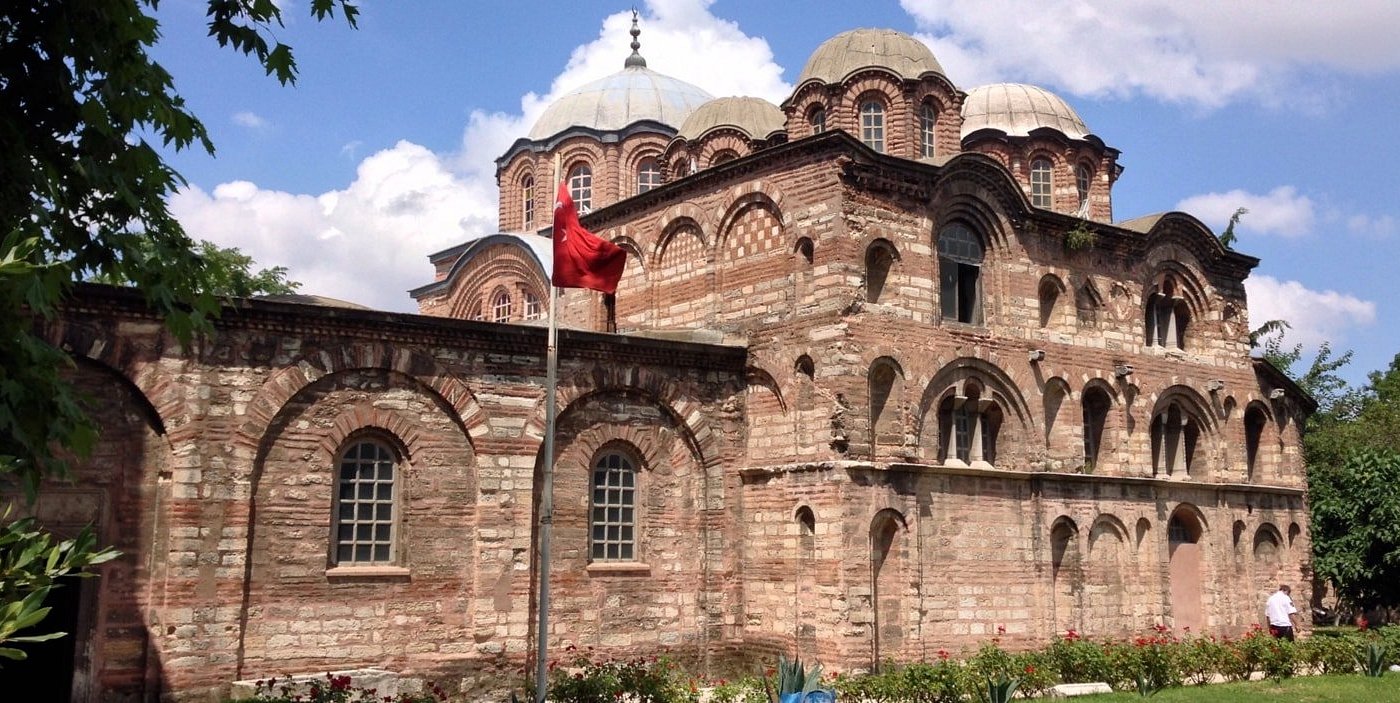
{"left": 624, "top": 9, "right": 647, "bottom": 68}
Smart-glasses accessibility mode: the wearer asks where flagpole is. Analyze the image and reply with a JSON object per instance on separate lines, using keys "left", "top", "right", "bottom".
{"left": 534, "top": 281, "right": 558, "bottom": 703}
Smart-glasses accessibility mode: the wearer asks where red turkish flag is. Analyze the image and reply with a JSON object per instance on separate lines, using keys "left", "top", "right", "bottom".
{"left": 551, "top": 182, "right": 626, "bottom": 294}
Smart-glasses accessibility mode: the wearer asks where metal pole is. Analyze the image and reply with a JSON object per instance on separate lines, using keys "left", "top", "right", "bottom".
{"left": 533, "top": 283, "right": 559, "bottom": 703}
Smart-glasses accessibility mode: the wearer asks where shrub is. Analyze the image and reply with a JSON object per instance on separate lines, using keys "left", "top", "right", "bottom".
{"left": 232, "top": 673, "right": 449, "bottom": 703}
{"left": 1011, "top": 650, "right": 1056, "bottom": 699}
{"left": 1046, "top": 630, "right": 1112, "bottom": 683}
{"left": 710, "top": 676, "right": 767, "bottom": 703}
{"left": 1255, "top": 637, "right": 1297, "bottom": 681}
{"left": 548, "top": 652, "right": 697, "bottom": 703}
{"left": 898, "top": 660, "right": 968, "bottom": 703}
{"left": 1177, "top": 636, "right": 1227, "bottom": 685}
{"left": 1298, "top": 633, "right": 1359, "bottom": 674}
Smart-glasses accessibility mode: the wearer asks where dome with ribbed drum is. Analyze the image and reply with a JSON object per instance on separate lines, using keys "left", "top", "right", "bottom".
{"left": 676, "top": 97, "right": 786, "bottom": 142}
{"left": 960, "top": 83, "right": 1092, "bottom": 140}
{"left": 797, "top": 28, "right": 945, "bottom": 85}
{"left": 527, "top": 16, "right": 712, "bottom": 141}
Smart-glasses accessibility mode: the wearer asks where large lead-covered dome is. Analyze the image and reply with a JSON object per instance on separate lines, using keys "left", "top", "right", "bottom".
{"left": 797, "top": 28, "right": 945, "bottom": 85}
{"left": 960, "top": 83, "right": 1091, "bottom": 140}
{"left": 527, "top": 66, "right": 713, "bottom": 141}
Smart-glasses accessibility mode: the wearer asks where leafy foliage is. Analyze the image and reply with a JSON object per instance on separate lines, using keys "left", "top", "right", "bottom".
{"left": 231, "top": 671, "right": 447, "bottom": 702}
{"left": 1309, "top": 448, "right": 1400, "bottom": 612}
{"left": 0, "top": 0, "right": 354, "bottom": 663}
{"left": 1065, "top": 221, "right": 1098, "bottom": 251}
{"left": 1218, "top": 207, "right": 1248, "bottom": 250}
{"left": 0, "top": 513, "right": 118, "bottom": 659}
{"left": 89, "top": 239, "right": 299, "bottom": 297}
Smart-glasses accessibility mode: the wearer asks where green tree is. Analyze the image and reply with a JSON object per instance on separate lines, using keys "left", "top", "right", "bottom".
{"left": 1308, "top": 448, "right": 1400, "bottom": 612}
{"left": 1, "top": 0, "right": 355, "bottom": 657}
{"left": 1218, "top": 206, "right": 1248, "bottom": 250}
{"left": 89, "top": 239, "right": 300, "bottom": 297}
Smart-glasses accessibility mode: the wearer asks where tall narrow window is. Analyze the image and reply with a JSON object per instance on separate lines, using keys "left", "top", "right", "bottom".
{"left": 568, "top": 164, "right": 593, "bottom": 213}
{"left": 1031, "top": 158, "right": 1053, "bottom": 209}
{"left": 523, "top": 290, "right": 543, "bottom": 320}
{"left": 590, "top": 452, "right": 637, "bottom": 561}
{"left": 865, "top": 240, "right": 895, "bottom": 303}
{"left": 808, "top": 105, "right": 826, "bottom": 134}
{"left": 919, "top": 102, "right": 937, "bottom": 158}
{"left": 1145, "top": 281, "right": 1189, "bottom": 349}
{"left": 938, "top": 223, "right": 984, "bottom": 324}
{"left": 636, "top": 158, "right": 662, "bottom": 194}
{"left": 1083, "top": 387, "right": 1112, "bottom": 469}
{"left": 1244, "top": 405, "right": 1267, "bottom": 479}
{"left": 521, "top": 175, "right": 535, "bottom": 229}
{"left": 1152, "top": 403, "right": 1199, "bottom": 476}
{"left": 1075, "top": 163, "right": 1092, "bottom": 211}
{"left": 860, "top": 101, "right": 885, "bottom": 153}
{"left": 333, "top": 440, "right": 397, "bottom": 565}
{"left": 491, "top": 288, "right": 511, "bottom": 322}
{"left": 938, "top": 386, "right": 1000, "bottom": 465}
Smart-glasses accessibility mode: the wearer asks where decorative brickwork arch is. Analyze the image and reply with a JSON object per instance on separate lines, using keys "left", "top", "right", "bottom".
{"left": 237, "top": 343, "right": 486, "bottom": 459}
{"left": 46, "top": 319, "right": 183, "bottom": 441}
{"left": 316, "top": 404, "right": 441, "bottom": 469}
{"left": 1148, "top": 387, "right": 1217, "bottom": 479}
{"left": 440, "top": 238, "right": 550, "bottom": 322}
{"left": 932, "top": 153, "right": 1033, "bottom": 239}
{"left": 1142, "top": 259, "right": 1208, "bottom": 350}
{"left": 918, "top": 356, "right": 1034, "bottom": 466}
{"left": 532, "top": 366, "right": 721, "bottom": 469}
{"left": 715, "top": 192, "right": 786, "bottom": 325}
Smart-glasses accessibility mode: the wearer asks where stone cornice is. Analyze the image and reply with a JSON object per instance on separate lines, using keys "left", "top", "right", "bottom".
{"left": 739, "top": 459, "right": 1306, "bottom": 497}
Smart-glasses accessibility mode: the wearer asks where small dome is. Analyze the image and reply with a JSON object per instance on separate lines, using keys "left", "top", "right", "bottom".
{"left": 677, "top": 97, "right": 786, "bottom": 142}
{"left": 960, "top": 83, "right": 1091, "bottom": 140}
{"left": 528, "top": 66, "right": 714, "bottom": 141}
{"left": 797, "top": 28, "right": 945, "bottom": 85}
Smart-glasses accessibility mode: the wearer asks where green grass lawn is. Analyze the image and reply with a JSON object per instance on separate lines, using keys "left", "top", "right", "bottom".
{"left": 1072, "top": 674, "right": 1399, "bottom": 702}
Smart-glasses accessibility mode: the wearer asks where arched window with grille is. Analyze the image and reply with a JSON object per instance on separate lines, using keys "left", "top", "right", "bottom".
{"left": 490, "top": 288, "right": 512, "bottom": 322}
{"left": 636, "top": 158, "right": 662, "bottom": 194}
{"left": 919, "top": 101, "right": 937, "bottom": 158}
{"left": 568, "top": 163, "right": 593, "bottom": 213}
{"left": 332, "top": 439, "right": 398, "bottom": 565}
{"left": 937, "top": 223, "right": 984, "bottom": 324}
{"left": 521, "top": 174, "right": 535, "bottom": 229}
{"left": 1031, "top": 157, "right": 1053, "bottom": 209}
{"left": 590, "top": 451, "right": 638, "bottom": 561}
{"left": 860, "top": 100, "right": 885, "bottom": 152}
{"left": 1075, "top": 163, "right": 1092, "bottom": 211}
{"left": 523, "top": 289, "right": 543, "bottom": 320}
{"left": 808, "top": 104, "right": 826, "bottom": 134}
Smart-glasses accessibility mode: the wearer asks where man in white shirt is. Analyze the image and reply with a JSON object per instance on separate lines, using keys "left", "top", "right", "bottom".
{"left": 1265, "top": 584, "right": 1301, "bottom": 640}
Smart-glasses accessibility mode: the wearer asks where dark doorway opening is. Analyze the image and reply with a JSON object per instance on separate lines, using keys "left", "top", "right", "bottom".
{"left": 1, "top": 578, "right": 82, "bottom": 702}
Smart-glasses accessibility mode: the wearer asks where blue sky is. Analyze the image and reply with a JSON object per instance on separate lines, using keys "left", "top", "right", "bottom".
{"left": 149, "top": 0, "right": 1400, "bottom": 385}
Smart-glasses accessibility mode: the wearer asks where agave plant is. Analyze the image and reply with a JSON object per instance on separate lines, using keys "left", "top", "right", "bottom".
{"left": 1360, "top": 642, "right": 1389, "bottom": 678}
{"left": 983, "top": 676, "right": 1020, "bottom": 703}
{"left": 767, "top": 654, "right": 825, "bottom": 703}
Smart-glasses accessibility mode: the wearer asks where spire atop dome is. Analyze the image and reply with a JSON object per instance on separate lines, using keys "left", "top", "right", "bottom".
{"left": 624, "top": 9, "right": 647, "bottom": 69}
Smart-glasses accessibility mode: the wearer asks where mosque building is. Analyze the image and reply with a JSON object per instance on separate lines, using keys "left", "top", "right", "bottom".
{"left": 17, "top": 21, "right": 1311, "bottom": 702}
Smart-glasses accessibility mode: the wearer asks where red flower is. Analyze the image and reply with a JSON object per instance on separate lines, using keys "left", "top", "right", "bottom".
{"left": 1024, "top": 665, "right": 1036, "bottom": 674}
{"left": 937, "top": 649, "right": 950, "bottom": 660}
{"left": 997, "top": 624, "right": 1007, "bottom": 635}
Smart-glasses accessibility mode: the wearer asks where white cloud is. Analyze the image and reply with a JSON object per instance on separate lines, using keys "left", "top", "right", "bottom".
{"left": 900, "top": 0, "right": 1400, "bottom": 108}
{"left": 170, "top": 142, "right": 495, "bottom": 312}
{"left": 1175, "top": 187, "right": 1315, "bottom": 239}
{"left": 1244, "top": 274, "right": 1375, "bottom": 349}
{"left": 232, "top": 111, "right": 270, "bottom": 129}
{"left": 1346, "top": 213, "right": 1398, "bottom": 239}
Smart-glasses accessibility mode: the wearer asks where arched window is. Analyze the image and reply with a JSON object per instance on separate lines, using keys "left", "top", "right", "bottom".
{"left": 865, "top": 240, "right": 896, "bottom": 303}
{"left": 636, "top": 158, "right": 662, "bottom": 194}
{"left": 1075, "top": 163, "right": 1092, "bottom": 211}
{"left": 1083, "top": 387, "right": 1112, "bottom": 469}
{"left": 1244, "top": 405, "right": 1267, "bottom": 480}
{"left": 1152, "top": 402, "right": 1200, "bottom": 477}
{"left": 590, "top": 451, "right": 637, "bottom": 561}
{"left": 523, "top": 290, "right": 543, "bottom": 320}
{"left": 333, "top": 439, "right": 398, "bottom": 565}
{"left": 1038, "top": 275, "right": 1062, "bottom": 328}
{"left": 710, "top": 149, "right": 739, "bottom": 166}
{"left": 1031, "top": 157, "right": 1053, "bottom": 209}
{"left": 521, "top": 174, "right": 535, "bottom": 229}
{"left": 868, "top": 358, "right": 904, "bottom": 455}
{"left": 937, "top": 383, "right": 1001, "bottom": 465}
{"left": 937, "top": 223, "right": 984, "bottom": 324}
{"left": 860, "top": 100, "right": 885, "bottom": 153}
{"left": 491, "top": 288, "right": 512, "bottom": 322}
{"left": 808, "top": 104, "right": 826, "bottom": 134}
{"left": 568, "top": 164, "right": 593, "bottom": 213}
{"left": 919, "top": 101, "right": 937, "bottom": 158}
{"left": 1145, "top": 279, "right": 1190, "bottom": 349}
